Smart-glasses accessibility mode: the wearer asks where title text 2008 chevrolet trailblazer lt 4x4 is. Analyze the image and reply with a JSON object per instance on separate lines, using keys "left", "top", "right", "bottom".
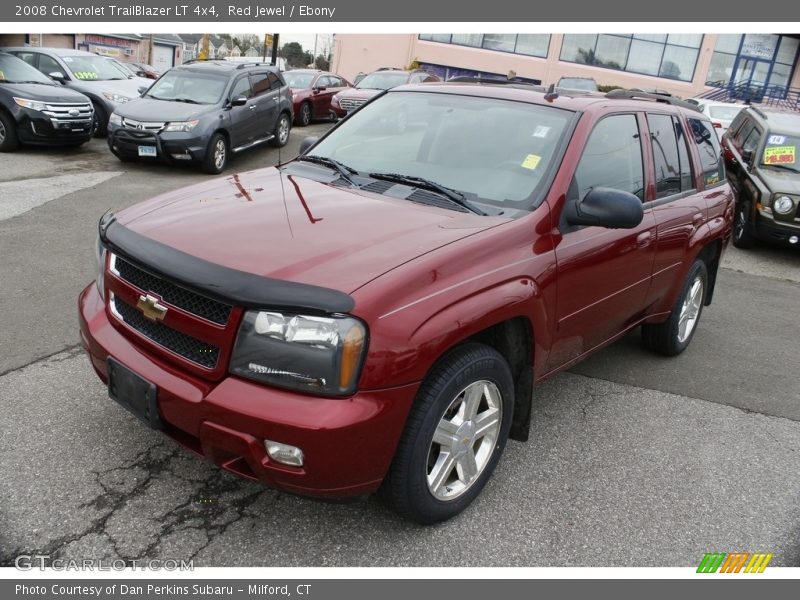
{"left": 79, "top": 83, "right": 734, "bottom": 523}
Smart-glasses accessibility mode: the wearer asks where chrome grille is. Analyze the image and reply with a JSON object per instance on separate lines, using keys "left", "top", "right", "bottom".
{"left": 111, "top": 255, "right": 232, "bottom": 325}
{"left": 121, "top": 117, "right": 165, "bottom": 131}
{"left": 42, "top": 101, "right": 93, "bottom": 124}
{"left": 339, "top": 98, "right": 367, "bottom": 112}
{"left": 110, "top": 294, "right": 219, "bottom": 369}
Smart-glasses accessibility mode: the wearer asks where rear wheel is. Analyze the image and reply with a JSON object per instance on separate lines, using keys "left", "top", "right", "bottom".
{"left": 0, "top": 112, "right": 20, "bottom": 152}
{"left": 381, "top": 343, "right": 514, "bottom": 524}
{"left": 732, "top": 202, "right": 756, "bottom": 249}
{"left": 642, "top": 259, "right": 708, "bottom": 356}
{"left": 269, "top": 113, "right": 291, "bottom": 147}
{"left": 202, "top": 133, "right": 228, "bottom": 174}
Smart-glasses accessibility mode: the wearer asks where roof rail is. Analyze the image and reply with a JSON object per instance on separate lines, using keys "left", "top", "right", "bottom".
{"left": 447, "top": 76, "right": 543, "bottom": 88}
{"left": 182, "top": 58, "right": 227, "bottom": 64}
{"left": 751, "top": 106, "right": 769, "bottom": 119}
{"left": 235, "top": 61, "right": 275, "bottom": 69}
{"left": 605, "top": 88, "right": 701, "bottom": 112}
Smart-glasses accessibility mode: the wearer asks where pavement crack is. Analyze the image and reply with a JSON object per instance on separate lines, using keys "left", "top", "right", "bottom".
{"left": 0, "top": 343, "right": 83, "bottom": 378}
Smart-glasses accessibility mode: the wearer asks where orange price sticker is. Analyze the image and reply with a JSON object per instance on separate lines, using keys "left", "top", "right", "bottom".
{"left": 763, "top": 146, "right": 795, "bottom": 164}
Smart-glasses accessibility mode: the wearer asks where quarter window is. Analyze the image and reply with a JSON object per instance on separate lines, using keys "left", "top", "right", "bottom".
{"left": 574, "top": 114, "right": 644, "bottom": 201}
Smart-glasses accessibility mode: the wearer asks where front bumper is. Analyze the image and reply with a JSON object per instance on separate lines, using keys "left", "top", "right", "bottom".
{"left": 752, "top": 212, "right": 800, "bottom": 247}
{"left": 78, "top": 283, "right": 418, "bottom": 498}
{"left": 15, "top": 109, "right": 93, "bottom": 145}
{"left": 107, "top": 125, "right": 208, "bottom": 164}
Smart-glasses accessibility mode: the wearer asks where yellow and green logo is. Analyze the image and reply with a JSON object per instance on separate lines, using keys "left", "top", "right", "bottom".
{"left": 697, "top": 552, "right": 773, "bottom": 573}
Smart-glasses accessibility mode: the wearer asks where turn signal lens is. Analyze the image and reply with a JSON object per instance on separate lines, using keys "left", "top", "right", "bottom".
{"left": 339, "top": 325, "right": 365, "bottom": 391}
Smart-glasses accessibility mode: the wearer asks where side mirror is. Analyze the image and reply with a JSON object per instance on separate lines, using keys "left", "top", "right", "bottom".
{"left": 137, "top": 86, "right": 149, "bottom": 95}
{"left": 741, "top": 149, "right": 753, "bottom": 165}
{"left": 230, "top": 96, "right": 248, "bottom": 107}
{"left": 299, "top": 136, "right": 319, "bottom": 155}
{"left": 564, "top": 187, "right": 644, "bottom": 229}
{"left": 48, "top": 71, "right": 66, "bottom": 82}
{"left": 312, "top": 86, "right": 327, "bottom": 93}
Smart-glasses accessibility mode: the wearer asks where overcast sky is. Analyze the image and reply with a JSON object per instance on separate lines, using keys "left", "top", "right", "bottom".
{"left": 225, "top": 32, "right": 332, "bottom": 54}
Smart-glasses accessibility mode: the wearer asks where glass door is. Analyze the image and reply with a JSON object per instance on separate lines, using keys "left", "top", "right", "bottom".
{"left": 731, "top": 58, "right": 772, "bottom": 101}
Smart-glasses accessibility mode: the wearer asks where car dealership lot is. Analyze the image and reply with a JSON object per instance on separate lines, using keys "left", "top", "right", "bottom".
{"left": 1, "top": 127, "right": 799, "bottom": 566}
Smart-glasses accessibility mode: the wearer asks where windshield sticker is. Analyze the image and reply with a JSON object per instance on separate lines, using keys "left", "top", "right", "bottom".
{"left": 763, "top": 145, "right": 796, "bottom": 165}
{"left": 62, "top": 57, "right": 73, "bottom": 62}
{"left": 532, "top": 125, "right": 550, "bottom": 138}
{"left": 521, "top": 154, "right": 542, "bottom": 170}
{"left": 74, "top": 71, "right": 99, "bottom": 80}
{"left": 0, "top": 71, "right": 4, "bottom": 81}
{"left": 767, "top": 135, "right": 786, "bottom": 145}
{"left": 706, "top": 173, "right": 720, "bottom": 185}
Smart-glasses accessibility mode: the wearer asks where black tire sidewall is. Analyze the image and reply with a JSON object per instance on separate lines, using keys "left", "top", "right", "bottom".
{"left": 92, "top": 102, "right": 107, "bottom": 137}
{"left": 387, "top": 343, "right": 514, "bottom": 524}
{"left": 202, "top": 133, "right": 227, "bottom": 174}
{"left": 733, "top": 202, "right": 755, "bottom": 249}
{"left": 0, "top": 111, "right": 19, "bottom": 152}
{"left": 300, "top": 103, "right": 312, "bottom": 126}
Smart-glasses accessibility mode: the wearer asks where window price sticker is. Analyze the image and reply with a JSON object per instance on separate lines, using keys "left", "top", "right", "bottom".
{"left": 767, "top": 135, "right": 786, "bottom": 145}
{"left": 763, "top": 146, "right": 796, "bottom": 164}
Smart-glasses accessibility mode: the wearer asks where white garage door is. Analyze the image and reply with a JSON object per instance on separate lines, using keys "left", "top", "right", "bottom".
{"left": 152, "top": 44, "right": 175, "bottom": 70}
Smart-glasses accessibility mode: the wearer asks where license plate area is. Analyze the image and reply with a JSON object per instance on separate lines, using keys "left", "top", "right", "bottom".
{"left": 107, "top": 357, "right": 162, "bottom": 429}
{"left": 138, "top": 145, "right": 157, "bottom": 157}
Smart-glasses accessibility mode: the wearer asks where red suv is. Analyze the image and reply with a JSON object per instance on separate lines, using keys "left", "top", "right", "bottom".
{"left": 79, "top": 84, "right": 733, "bottom": 524}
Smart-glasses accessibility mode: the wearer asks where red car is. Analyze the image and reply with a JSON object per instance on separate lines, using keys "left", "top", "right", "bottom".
{"left": 130, "top": 62, "right": 162, "bottom": 80}
{"left": 80, "top": 84, "right": 733, "bottom": 524}
{"left": 284, "top": 69, "right": 351, "bottom": 126}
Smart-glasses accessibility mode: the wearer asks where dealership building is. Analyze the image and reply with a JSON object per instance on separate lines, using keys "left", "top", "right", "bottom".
{"left": 332, "top": 33, "right": 800, "bottom": 99}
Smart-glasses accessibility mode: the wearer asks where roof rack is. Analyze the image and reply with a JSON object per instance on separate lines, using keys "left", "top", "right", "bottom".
{"left": 233, "top": 61, "right": 276, "bottom": 69}
{"left": 182, "top": 58, "right": 228, "bottom": 65}
{"left": 750, "top": 106, "right": 769, "bottom": 119}
{"left": 605, "top": 89, "right": 701, "bottom": 112}
{"left": 447, "top": 76, "right": 544, "bottom": 88}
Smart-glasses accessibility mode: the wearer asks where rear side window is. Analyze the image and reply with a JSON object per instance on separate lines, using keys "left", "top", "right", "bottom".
{"left": 688, "top": 118, "right": 724, "bottom": 187}
{"left": 648, "top": 113, "right": 695, "bottom": 198}
{"left": 574, "top": 114, "right": 644, "bottom": 200}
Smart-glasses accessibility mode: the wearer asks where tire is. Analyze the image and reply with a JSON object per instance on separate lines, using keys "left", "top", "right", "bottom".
{"left": 642, "top": 259, "right": 708, "bottom": 356}
{"left": 381, "top": 342, "right": 514, "bottom": 524}
{"left": 0, "top": 111, "right": 20, "bottom": 152}
{"left": 297, "top": 102, "right": 312, "bottom": 127}
{"left": 328, "top": 110, "right": 338, "bottom": 122}
{"left": 202, "top": 133, "right": 228, "bottom": 174}
{"left": 732, "top": 202, "right": 756, "bottom": 249}
{"left": 269, "top": 113, "right": 291, "bottom": 147}
{"left": 92, "top": 102, "right": 107, "bottom": 137}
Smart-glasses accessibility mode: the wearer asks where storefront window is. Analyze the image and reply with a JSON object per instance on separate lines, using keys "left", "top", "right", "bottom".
{"left": 706, "top": 52, "right": 736, "bottom": 86}
{"left": 451, "top": 34, "right": 483, "bottom": 48}
{"left": 515, "top": 34, "right": 550, "bottom": 57}
{"left": 660, "top": 45, "right": 700, "bottom": 81}
{"left": 776, "top": 36, "right": 799, "bottom": 65}
{"left": 482, "top": 34, "right": 516, "bottom": 53}
{"left": 626, "top": 40, "right": 664, "bottom": 76}
{"left": 418, "top": 34, "right": 550, "bottom": 59}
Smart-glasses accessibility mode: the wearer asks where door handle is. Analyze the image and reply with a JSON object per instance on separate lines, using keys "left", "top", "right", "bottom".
{"left": 273, "top": 97, "right": 280, "bottom": 102}
{"left": 248, "top": 104, "right": 257, "bottom": 110}
{"left": 636, "top": 231, "right": 652, "bottom": 248}
{"left": 692, "top": 212, "right": 704, "bottom": 227}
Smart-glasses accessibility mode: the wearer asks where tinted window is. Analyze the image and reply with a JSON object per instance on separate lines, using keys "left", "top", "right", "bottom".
{"left": 230, "top": 76, "right": 252, "bottom": 99}
{"left": 688, "top": 118, "right": 724, "bottom": 186}
{"left": 742, "top": 127, "right": 761, "bottom": 157}
{"left": 648, "top": 113, "right": 682, "bottom": 198}
{"left": 734, "top": 119, "right": 755, "bottom": 146}
{"left": 267, "top": 72, "right": 282, "bottom": 90}
{"left": 574, "top": 114, "right": 644, "bottom": 200}
{"left": 250, "top": 73, "right": 272, "bottom": 96}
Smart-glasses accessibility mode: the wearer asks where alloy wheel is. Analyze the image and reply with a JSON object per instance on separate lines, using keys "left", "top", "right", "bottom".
{"left": 426, "top": 380, "right": 503, "bottom": 500}
{"left": 213, "top": 139, "right": 226, "bottom": 170}
{"left": 278, "top": 116, "right": 290, "bottom": 144}
{"left": 0, "top": 120, "right": 6, "bottom": 145}
{"left": 677, "top": 277, "right": 704, "bottom": 343}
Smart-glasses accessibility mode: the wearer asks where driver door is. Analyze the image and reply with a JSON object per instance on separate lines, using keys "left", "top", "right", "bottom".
{"left": 227, "top": 75, "right": 256, "bottom": 148}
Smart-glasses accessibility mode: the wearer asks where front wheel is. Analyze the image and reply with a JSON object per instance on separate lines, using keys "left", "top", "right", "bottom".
{"left": 269, "top": 113, "right": 291, "bottom": 147}
{"left": 0, "top": 111, "right": 20, "bottom": 152}
{"left": 642, "top": 259, "right": 708, "bottom": 356}
{"left": 202, "top": 133, "right": 228, "bottom": 174}
{"left": 732, "top": 202, "right": 756, "bottom": 249}
{"left": 92, "top": 102, "right": 107, "bottom": 137}
{"left": 381, "top": 343, "right": 514, "bottom": 524}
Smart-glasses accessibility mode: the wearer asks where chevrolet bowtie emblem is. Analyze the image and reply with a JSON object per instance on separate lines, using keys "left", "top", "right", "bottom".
{"left": 137, "top": 293, "right": 168, "bottom": 321}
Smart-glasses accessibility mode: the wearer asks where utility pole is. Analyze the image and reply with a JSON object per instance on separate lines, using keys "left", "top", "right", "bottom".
{"left": 271, "top": 33, "right": 279, "bottom": 67}
{"left": 148, "top": 33, "right": 154, "bottom": 65}
{"left": 200, "top": 33, "right": 209, "bottom": 60}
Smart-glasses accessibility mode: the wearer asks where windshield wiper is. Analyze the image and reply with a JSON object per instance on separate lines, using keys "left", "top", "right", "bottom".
{"left": 368, "top": 172, "right": 486, "bottom": 215}
{"left": 296, "top": 155, "right": 359, "bottom": 186}
{"left": 172, "top": 97, "right": 202, "bottom": 104}
{"left": 763, "top": 163, "right": 800, "bottom": 174}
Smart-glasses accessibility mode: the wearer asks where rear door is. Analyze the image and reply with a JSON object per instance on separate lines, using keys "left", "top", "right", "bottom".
{"left": 547, "top": 112, "right": 657, "bottom": 369}
{"left": 249, "top": 71, "right": 281, "bottom": 140}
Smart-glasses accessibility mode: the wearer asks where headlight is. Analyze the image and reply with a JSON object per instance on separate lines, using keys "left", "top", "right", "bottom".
{"left": 773, "top": 195, "right": 794, "bottom": 215}
{"left": 94, "top": 235, "right": 107, "bottom": 295}
{"left": 331, "top": 95, "right": 340, "bottom": 107}
{"left": 230, "top": 310, "right": 367, "bottom": 396}
{"left": 108, "top": 112, "right": 122, "bottom": 126}
{"left": 163, "top": 120, "right": 199, "bottom": 132}
{"left": 13, "top": 97, "right": 47, "bottom": 112}
{"left": 102, "top": 92, "right": 132, "bottom": 103}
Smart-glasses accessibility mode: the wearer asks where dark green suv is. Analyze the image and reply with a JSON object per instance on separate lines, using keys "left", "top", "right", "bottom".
{"left": 721, "top": 107, "right": 800, "bottom": 249}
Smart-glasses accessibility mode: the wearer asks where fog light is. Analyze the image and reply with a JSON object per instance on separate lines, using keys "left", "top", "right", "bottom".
{"left": 789, "top": 235, "right": 799, "bottom": 245}
{"left": 265, "top": 440, "right": 304, "bottom": 467}
{"left": 171, "top": 152, "right": 192, "bottom": 160}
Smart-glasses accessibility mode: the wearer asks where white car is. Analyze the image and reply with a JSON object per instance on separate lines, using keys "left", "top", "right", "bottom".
{"left": 688, "top": 99, "right": 746, "bottom": 138}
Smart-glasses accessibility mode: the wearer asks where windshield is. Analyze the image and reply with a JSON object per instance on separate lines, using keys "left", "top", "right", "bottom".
{"left": 356, "top": 72, "right": 409, "bottom": 90}
{"left": 144, "top": 70, "right": 228, "bottom": 104}
{"left": 708, "top": 105, "right": 744, "bottom": 121}
{"left": 107, "top": 59, "right": 136, "bottom": 77}
{"left": 761, "top": 133, "right": 799, "bottom": 170}
{"left": 284, "top": 72, "right": 316, "bottom": 88}
{"left": 0, "top": 54, "right": 54, "bottom": 84}
{"left": 309, "top": 91, "right": 572, "bottom": 209}
{"left": 558, "top": 78, "right": 597, "bottom": 91}
{"left": 60, "top": 55, "right": 131, "bottom": 81}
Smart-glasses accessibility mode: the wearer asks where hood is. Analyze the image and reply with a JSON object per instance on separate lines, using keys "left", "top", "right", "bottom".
{"left": 115, "top": 167, "right": 509, "bottom": 295}
{"left": 114, "top": 96, "right": 214, "bottom": 121}
{"left": 68, "top": 77, "right": 145, "bottom": 101}
{"left": 3, "top": 82, "right": 89, "bottom": 103}
{"left": 338, "top": 88, "right": 383, "bottom": 101}
{"left": 755, "top": 166, "right": 800, "bottom": 195}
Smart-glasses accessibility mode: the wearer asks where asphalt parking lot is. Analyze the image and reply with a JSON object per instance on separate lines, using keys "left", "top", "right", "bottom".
{"left": 0, "top": 125, "right": 799, "bottom": 567}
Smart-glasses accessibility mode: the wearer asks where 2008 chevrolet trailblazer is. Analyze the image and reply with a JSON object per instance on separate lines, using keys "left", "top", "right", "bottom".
{"left": 79, "top": 83, "right": 734, "bottom": 523}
